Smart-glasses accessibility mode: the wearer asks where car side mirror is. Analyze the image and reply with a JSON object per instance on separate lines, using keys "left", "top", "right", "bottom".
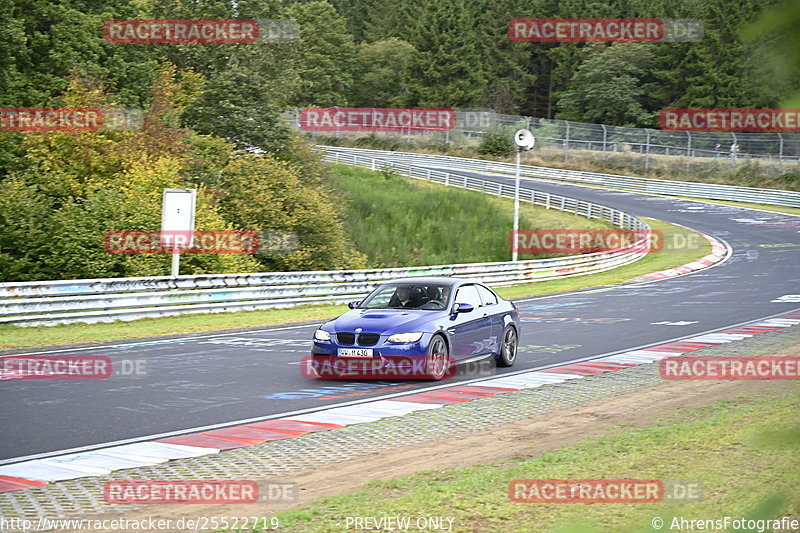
{"left": 452, "top": 303, "right": 474, "bottom": 314}
{"left": 347, "top": 301, "right": 360, "bottom": 309}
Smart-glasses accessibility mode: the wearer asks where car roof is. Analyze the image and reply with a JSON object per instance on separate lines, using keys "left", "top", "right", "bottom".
{"left": 381, "top": 276, "right": 481, "bottom": 287}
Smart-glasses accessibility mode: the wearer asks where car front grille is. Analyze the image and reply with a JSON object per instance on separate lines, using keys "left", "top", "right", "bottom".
{"left": 336, "top": 332, "right": 356, "bottom": 345}
{"left": 357, "top": 333, "right": 380, "bottom": 346}
{"left": 335, "top": 332, "right": 380, "bottom": 346}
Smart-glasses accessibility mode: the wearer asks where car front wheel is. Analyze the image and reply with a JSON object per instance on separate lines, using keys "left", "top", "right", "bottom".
{"left": 425, "top": 334, "right": 449, "bottom": 380}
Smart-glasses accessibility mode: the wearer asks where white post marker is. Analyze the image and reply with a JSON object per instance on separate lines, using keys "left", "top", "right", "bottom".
{"left": 161, "top": 188, "right": 196, "bottom": 277}
{"left": 512, "top": 129, "right": 535, "bottom": 261}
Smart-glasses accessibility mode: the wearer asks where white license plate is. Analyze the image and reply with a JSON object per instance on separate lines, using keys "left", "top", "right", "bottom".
{"left": 337, "top": 348, "right": 373, "bottom": 358}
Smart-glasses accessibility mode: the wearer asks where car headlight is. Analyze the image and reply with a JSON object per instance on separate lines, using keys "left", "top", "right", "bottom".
{"left": 387, "top": 332, "right": 424, "bottom": 344}
{"left": 314, "top": 329, "right": 331, "bottom": 342}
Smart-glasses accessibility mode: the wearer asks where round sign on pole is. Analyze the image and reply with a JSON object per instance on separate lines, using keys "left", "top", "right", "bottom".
{"left": 514, "top": 129, "right": 535, "bottom": 150}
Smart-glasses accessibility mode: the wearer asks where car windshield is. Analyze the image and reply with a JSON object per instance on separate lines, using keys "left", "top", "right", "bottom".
{"left": 359, "top": 283, "right": 451, "bottom": 310}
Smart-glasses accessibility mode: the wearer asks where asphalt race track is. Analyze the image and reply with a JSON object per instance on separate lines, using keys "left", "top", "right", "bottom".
{"left": 2, "top": 165, "right": 799, "bottom": 464}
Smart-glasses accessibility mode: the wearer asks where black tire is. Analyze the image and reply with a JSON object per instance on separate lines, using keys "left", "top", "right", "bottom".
{"left": 497, "top": 326, "right": 518, "bottom": 367}
{"left": 425, "top": 334, "right": 449, "bottom": 380}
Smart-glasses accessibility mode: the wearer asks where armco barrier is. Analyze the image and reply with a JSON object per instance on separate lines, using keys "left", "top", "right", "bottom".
{"left": 0, "top": 149, "right": 652, "bottom": 326}
{"left": 319, "top": 145, "right": 800, "bottom": 208}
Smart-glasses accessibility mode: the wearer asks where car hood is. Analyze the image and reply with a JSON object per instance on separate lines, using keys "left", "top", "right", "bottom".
{"left": 328, "top": 308, "right": 446, "bottom": 334}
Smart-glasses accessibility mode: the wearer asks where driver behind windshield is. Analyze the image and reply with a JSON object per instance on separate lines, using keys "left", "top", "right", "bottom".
{"left": 423, "top": 285, "right": 440, "bottom": 303}
{"left": 388, "top": 286, "right": 416, "bottom": 308}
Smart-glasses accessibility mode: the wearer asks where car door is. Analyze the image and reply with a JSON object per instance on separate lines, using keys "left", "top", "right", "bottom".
{"left": 476, "top": 284, "right": 502, "bottom": 354}
{"left": 448, "top": 284, "right": 493, "bottom": 360}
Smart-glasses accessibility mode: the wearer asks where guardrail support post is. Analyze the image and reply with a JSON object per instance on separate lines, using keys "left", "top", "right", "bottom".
{"left": 601, "top": 124, "right": 608, "bottom": 160}
{"left": 512, "top": 147, "right": 521, "bottom": 261}
{"left": 685, "top": 132, "right": 692, "bottom": 172}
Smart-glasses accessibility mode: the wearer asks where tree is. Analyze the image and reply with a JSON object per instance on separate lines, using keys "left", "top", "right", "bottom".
{"left": 741, "top": 0, "right": 800, "bottom": 107}
{"left": 287, "top": 0, "right": 358, "bottom": 106}
{"left": 476, "top": 0, "right": 540, "bottom": 114}
{"left": 405, "top": 0, "right": 487, "bottom": 107}
{"left": 0, "top": 68, "right": 260, "bottom": 281}
{"left": 557, "top": 43, "right": 658, "bottom": 127}
{"left": 351, "top": 38, "right": 416, "bottom": 107}
{"left": 218, "top": 154, "right": 367, "bottom": 271}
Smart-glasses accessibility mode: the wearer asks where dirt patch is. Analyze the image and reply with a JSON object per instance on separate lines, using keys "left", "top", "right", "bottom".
{"left": 60, "top": 344, "right": 798, "bottom": 532}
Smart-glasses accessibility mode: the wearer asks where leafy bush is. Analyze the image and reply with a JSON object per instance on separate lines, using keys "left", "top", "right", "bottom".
{"left": 478, "top": 126, "right": 515, "bottom": 156}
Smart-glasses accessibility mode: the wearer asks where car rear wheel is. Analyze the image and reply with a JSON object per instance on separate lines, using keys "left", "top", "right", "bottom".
{"left": 425, "top": 334, "right": 449, "bottom": 380}
{"left": 497, "top": 326, "right": 518, "bottom": 367}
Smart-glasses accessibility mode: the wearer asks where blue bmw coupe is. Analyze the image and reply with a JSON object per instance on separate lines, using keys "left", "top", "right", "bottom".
{"left": 309, "top": 277, "right": 521, "bottom": 380}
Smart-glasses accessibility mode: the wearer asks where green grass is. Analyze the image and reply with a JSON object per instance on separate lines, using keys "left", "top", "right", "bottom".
{"left": 329, "top": 164, "right": 614, "bottom": 267}
{"left": 0, "top": 217, "right": 711, "bottom": 350}
{"left": 244, "top": 388, "right": 800, "bottom": 533}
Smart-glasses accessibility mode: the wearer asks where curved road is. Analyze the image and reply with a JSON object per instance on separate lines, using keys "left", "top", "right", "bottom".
{"left": 1, "top": 165, "right": 798, "bottom": 463}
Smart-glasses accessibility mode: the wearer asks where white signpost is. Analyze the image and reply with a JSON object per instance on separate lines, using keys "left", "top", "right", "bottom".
{"left": 512, "top": 129, "right": 535, "bottom": 261}
{"left": 161, "top": 188, "right": 196, "bottom": 277}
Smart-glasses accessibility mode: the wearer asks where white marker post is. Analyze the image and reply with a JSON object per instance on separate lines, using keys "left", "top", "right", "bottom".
{"left": 161, "top": 188, "right": 196, "bottom": 277}
{"left": 512, "top": 129, "right": 535, "bottom": 261}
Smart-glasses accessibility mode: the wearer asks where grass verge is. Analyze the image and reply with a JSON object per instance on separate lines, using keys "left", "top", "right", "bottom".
{"left": 0, "top": 218, "right": 711, "bottom": 350}
{"left": 245, "top": 387, "right": 800, "bottom": 533}
{"left": 329, "top": 164, "right": 613, "bottom": 267}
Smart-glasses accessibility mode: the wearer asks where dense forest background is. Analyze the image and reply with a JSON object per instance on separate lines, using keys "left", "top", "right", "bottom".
{"left": 1, "top": 0, "right": 798, "bottom": 281}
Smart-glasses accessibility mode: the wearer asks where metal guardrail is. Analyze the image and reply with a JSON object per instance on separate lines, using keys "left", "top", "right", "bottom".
{"left": 0, "top": 150, "right": 651, "bottom": 327}
{"left": 320, "top": 146, "right": 800, "bottom": 208}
